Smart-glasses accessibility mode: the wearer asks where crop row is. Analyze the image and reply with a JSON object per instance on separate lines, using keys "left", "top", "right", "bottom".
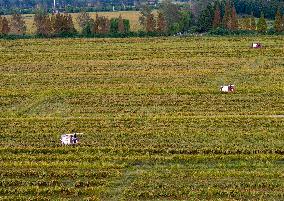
{"left": 0, "top": 164, "right": 283, "bottom": 199}
{"left": 0, "top": 159, "right": 283, "bottom": 200}
{"left": 0, "top": 168, "right": 121, "bottom": 179}
{"left": 0, "top": 116, "right": 282, "bottom": 152}
{"left": 0, "top": 179, "right": 111, "bottom": 188}
{"left": 123, "top": 187, "right": 284, "bottom": 200}
{"left": 0, "top": 186, "right": 105, "bottom": 197}
{"left": 0, "top": 166, "right": 282, "bottom": 180}
{"left": 1, "top": 92, "right": 283, "bottom": 118}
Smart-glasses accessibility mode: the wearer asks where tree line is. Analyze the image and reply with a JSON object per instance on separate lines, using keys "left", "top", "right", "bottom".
{"left": 139, "top": 0, "right": 284, "bottom": 34}
{"left": 1, "top": 0, "right": 284, "bottom": 38}
{"left": 0, "top": 10, "right": 131, "bottom": 37}
{"left": 0, "top": 0, "right": 284, "bottom": 20}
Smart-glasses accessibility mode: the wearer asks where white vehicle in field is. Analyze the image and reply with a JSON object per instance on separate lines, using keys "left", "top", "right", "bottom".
{"left": 60, "top": 133, "right": 82, "bottom": 145}
{"left": 220, "top": 84, "right": 236, "bottom": 93}
{"left": 251, "top": 43, "right": 262, "bottom": 48}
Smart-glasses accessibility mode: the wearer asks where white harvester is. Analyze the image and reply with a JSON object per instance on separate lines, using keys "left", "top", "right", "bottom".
{"left": 60, "top": 133, "right": 83, "bottom": 145}
{"left": 251, "top": 42, "right": 262, "bottom": 48}
{"left": 220, "top": 84, "right": 236, "bottom": 93}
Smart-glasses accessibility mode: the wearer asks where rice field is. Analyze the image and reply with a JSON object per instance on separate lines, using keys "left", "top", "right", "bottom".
{"left": 0, "top": 36, "right": 283, "bottom": 200}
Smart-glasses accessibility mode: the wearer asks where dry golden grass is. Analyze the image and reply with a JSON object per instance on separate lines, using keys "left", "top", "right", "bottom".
{"left": 85, "top": 11, "right": 141, "bottom": 31}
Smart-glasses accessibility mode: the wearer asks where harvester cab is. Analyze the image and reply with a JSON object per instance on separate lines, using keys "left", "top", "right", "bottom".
{"left": 251, "top": 43, "right": 262, "bottom": 48}
{"left": 220, "top": 84, "right": 235, "bottom": 93}
{"left": 60, "top": 132, "right": 82, "bottom": 145}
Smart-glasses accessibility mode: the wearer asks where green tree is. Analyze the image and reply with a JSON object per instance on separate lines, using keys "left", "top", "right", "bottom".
{"left": 191, "top": 0, "right": 211, "bottom": 18}
{"left": 169, "top": 23, "right": 180, "bottom": 34}
{"left": 197, "top": 4, "right": 214, "bottom": 32}
{"left": 110, "top": 18, "right": 130, "bottom": 34}
{"left": 110, "top": 18, "right": 119, "bottom": 33}
{"left": 274, "top": 9, "right": 282, "bottom": 32}
{"left": 178, "top": 11, "right": 191, "bottom": 33}
{"left": 123, "top": 19, "right": 130, "bottom": 33}
{"left": 257, "top": 12, "right": 267, "bottom": 33}
{"left": 82, "top": 21, "right": 93, "bottom": 36}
